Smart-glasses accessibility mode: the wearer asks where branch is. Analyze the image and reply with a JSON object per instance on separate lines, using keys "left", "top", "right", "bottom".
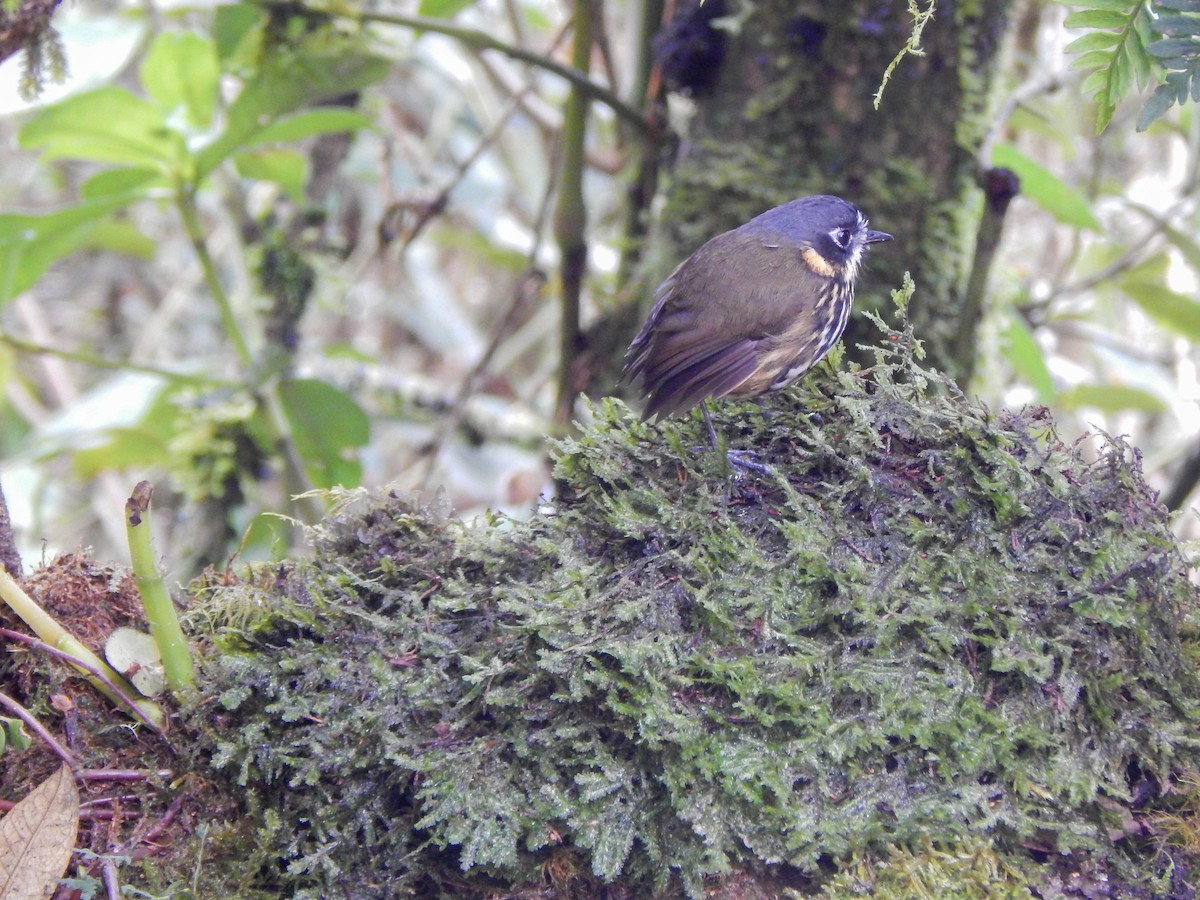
{"left": 343, "top": 7, "right": 649, "bottom": 136}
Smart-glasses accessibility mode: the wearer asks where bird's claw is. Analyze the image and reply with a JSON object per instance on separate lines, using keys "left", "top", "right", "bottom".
{"left": 725, "top": 449, "right": 772, "bottom": 475}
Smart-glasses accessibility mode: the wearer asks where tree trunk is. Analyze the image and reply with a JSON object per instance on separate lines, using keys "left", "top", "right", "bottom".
{"left": 653, "top": 0, "right": 1017, "bottom": 380}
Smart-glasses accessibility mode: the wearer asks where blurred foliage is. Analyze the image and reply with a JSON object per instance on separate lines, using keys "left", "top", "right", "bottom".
{"left": 2, "top": 8, "right": 385, "bottom": 566}
{"left": 0, "top": 0, "right": 1198, "bottom": 568}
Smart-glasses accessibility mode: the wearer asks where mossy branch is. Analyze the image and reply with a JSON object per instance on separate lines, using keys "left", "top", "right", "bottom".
{"left": 873, "top": 0, "right": 937, "bottom": 109}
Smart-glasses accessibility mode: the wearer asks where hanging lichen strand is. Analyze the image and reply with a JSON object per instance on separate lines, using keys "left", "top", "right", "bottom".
{"left": 186, "top": 293, "right": 1200, "bottom": 898}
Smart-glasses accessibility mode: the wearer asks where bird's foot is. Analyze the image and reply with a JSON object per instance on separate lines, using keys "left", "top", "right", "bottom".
{"left": 726, "top": 448, "right": 773, "bottom": 476}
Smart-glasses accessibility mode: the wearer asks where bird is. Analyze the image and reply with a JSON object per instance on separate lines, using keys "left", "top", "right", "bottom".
{"left": 622, "top": 195, "right": 892, "bottom": 420}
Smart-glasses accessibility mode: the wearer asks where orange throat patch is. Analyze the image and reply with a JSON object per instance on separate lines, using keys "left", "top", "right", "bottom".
{"left": 801, "top": 247, "right": 838, "bottom": 278}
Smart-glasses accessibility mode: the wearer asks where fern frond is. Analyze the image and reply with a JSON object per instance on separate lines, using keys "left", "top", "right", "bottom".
{"left": 1138, "top": 1, "right": 1200, "bottom": 130}
{"left": 1059, "top": 0, "right": 1156, "bottom": 132}
{"left": 1060, "top": 0, "right": 1200, "bottom": 132}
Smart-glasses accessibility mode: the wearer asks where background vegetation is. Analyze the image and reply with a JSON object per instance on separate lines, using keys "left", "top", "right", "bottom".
{"left": 0, "top": 0, "right": 1197, "bottom": 573}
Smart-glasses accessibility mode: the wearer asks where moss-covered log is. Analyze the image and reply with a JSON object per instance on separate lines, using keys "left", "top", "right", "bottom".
{"left": 181, "top": 299, "right": 1200, "bottom": 898}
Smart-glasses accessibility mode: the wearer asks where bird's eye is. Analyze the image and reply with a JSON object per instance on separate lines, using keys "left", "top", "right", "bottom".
{"left": 831, "top": 227, "right": 852, "bottom": 248}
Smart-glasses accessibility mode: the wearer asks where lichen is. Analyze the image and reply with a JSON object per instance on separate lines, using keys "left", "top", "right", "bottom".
{"left": 177, "top": 290, "right": 1200, "bottom": 898}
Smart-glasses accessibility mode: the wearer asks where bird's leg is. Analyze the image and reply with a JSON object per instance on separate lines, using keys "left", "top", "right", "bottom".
{"left": 701, "top": 400, "right": 772, "bottom": 476}
{"left": 701, "top": 402, "right": 720, "bottom": 450}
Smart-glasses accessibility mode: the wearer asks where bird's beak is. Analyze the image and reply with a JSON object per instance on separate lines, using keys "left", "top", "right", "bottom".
{"left": 866, "top": 230, "right": 893, "bottom": 243}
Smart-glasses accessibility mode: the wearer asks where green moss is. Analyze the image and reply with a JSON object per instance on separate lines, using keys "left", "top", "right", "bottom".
{"left": 177, "top": 291, "right": 1200, "bottom": 898}
{"left": 824, "top": 837, "right": 1040, "bottom": 899}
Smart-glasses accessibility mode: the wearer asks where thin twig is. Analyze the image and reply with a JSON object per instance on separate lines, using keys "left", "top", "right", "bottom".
{"left": 101, "top": 857, "right": 121, "bottom": 900}
{"left": 552, "top": 0, "right": 594, "bottom": 429}
{"left": 352, "top": 8, "right": 647, "bottom": 134}
{"left": 80, "top": 769, "right": 175, "bottom": 782}
{"left": 0, "top": 691, "right": 79, "bottom": 776}
{"left": 398, "top": 91, "right": 529, "bottom": 254}
{"left": 0, "top": 627, "right": 165, "bottom": 733}
{"left": 416, "top": 269, "right": 548, "bottom": 485}
{"left": 125, "top": 792, "right": 189, "bottom": 860}
{"left": 0, "top": 332, "right": 231, "bottom": 385}
{"left": 980, "top": 72, "right": 1064, "bottom": 165}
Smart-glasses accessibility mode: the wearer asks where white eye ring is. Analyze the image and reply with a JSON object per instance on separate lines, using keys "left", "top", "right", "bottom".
{"left": 831, "top": 227, "right": 853, "bottom": 248}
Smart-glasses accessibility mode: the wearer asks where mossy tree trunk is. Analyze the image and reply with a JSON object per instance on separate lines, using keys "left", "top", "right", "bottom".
{"left": 651, "top": 0, "right": 1016, "bottom": 380}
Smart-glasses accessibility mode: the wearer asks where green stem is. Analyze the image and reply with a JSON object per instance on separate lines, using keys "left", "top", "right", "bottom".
{"left": 125, "top": 481, "right": 195, "bottom": 692}
{"left": 176, "top": 187, "right": 256, "bottom": 369}
{"left": 552, "top": 0, "right": 593, "bottom": 428}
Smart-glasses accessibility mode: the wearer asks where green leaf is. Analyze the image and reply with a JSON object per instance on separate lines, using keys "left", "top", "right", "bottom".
{"left": 323, "top": 342, "right": 377, "bottom": 365}
{"left": 1140, "top": 82, "right": 1181, "bottom": 129}
{"left": 1110, "top": 43, "right": 1133, "bottom": 98}
{"left": 1119, "top": 280, "right": 1200, "bottom": 341}
{"left": 70, "top": 385, "right": 182, "bottom": 478}
{"left": 0, "top": 197, "right": 139, "bottom": 304}
{"left": 19, "top": 87, "right": 184, "bottom": 171}
{"left": 1000, "top": 314, "right": 1055, "bottom": 401}
{"left": 990, "top": 144, "right": 1101, "bottom": 231}
{"left": 246, "top": 108, "right": 374, "bottom": 147}
{"left": 1126, "top": 204, "right": 1200, "bottom": 272}
{"left": 1128, "top": 22, "right": 1153, "bottom": 90}
{"left": 86, "top": 219, "right": 157, "bottom": 259}
{"left": 1056, "top": 384, "right": 1167, "bottom": 413}
{"left": 1120, "top": 251, "right": 1170, "bottom": 283}
{"left": 1064, "top": 9, "right": 1130, "bottom": 29}
{"left": 1070, "top": 49, "right": 1118, "bottom": 71}
{"left": 73, "top": 426, "right": 172, "bottom": 476}
{"left": 1080, "top": 67, "right": 1112, "bottom": 95}
{"left": 1, "top": 717, "right": 31, "bottom": 752}
{"left": 1146, "top": 38, "right": 1200, "bottom": 58}
{"left": 238, "top": 512, "right": 299, "bottom": 562}
{"left": 139, "top": 31, "right": 219, "bottom": 127}
{"left": 214, "top": 3, "right": 264, "bottom": 63}
{"left": 1154, "top": 15, "right": 1200, "bottom": 37}
{"left": 1095, "top": 95, "right": 1117, "bottom": 132}
{"left": 195, "top": 48, "right": 388, "bottom": 177}
{"left": 80, "top": 167, "right": 167, "bottom": 201}
{"left": 418, "top": 0, "right": 476, "bottom": 16}
{"left": 1064, "top": 31, "right": 1123, "bottom": 53}
{"left": 278, "top": 378, "right": 369, "bottom": 489}
{"left": 234, "top": 149, "right": 308, "bottom": 201}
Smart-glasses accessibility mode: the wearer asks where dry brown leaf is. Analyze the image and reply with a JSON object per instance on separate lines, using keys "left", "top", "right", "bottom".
{"left": 0, "top": 763, "right": 80, "bottom": 899}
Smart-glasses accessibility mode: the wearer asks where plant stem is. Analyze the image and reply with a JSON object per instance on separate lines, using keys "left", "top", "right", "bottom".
{"left": 125, "top": 481, "right": 195, "bottom": 692}
{"left": 176, "top": 187, "right": 256, "bottom": 369}
{"left": 553, "top": 0, "right": 593, "bottom": 428}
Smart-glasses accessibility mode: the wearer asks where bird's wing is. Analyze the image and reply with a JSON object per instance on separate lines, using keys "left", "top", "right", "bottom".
{"left": 625, "top": 231, "right": 825, "bottom": 417}
{"left": 640, "top": 333, "right": 760, "bottom": 420}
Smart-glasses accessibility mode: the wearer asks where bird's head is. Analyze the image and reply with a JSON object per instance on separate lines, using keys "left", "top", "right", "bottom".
{"left": 748, "top": 194, "right": 892, "bottom": 282}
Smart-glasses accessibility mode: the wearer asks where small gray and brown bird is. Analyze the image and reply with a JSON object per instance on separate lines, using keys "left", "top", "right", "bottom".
{"left": 622, "top": 195, "right": 892, "bottom": 420}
